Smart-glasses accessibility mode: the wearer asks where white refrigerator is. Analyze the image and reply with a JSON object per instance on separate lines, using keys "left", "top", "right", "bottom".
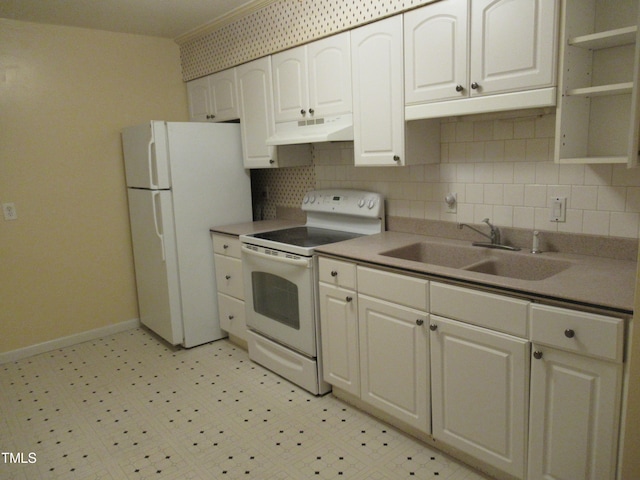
{"left": 122, "top": 121, "right": 252, "bottom": 347}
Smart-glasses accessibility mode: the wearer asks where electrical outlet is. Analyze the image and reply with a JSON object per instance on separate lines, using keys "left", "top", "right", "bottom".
{"left": 550, "top": 197, "right": 566, "bottom": 222}
{"left": 2, "top": 202, "right": 17, "bottom": 221}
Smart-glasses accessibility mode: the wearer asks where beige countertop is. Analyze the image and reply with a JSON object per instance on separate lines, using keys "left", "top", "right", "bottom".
{"left": 210, "top": 219, "right": 303, "bottom": 237}
{"left": 315, "top": 231, "right": 637, "bottom": 314}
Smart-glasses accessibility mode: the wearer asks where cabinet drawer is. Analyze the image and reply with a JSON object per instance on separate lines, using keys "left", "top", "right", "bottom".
{"left": 430, "top": 282, "right": 529, "bottom": 337}
{"left": 214, "top": 254, "right": 244, "bottom": 299}
{"left": 218, "top": 293, "right": 247, "bottom": 341}
{"left": 212, "top": 233, "right": 242, "bottom": 258}
{"left": 319, "top": 257, "right": 357, "bottom": 289}
{"left": 530, "top": 304, "right": 624, "bottom": 363}
{"left": 357, "top": 266, "right": 428, "bottom": 311}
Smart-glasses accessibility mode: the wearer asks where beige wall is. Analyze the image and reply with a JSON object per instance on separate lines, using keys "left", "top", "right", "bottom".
{"left": 0, "top": 19, "right": 188, "bottom": 353}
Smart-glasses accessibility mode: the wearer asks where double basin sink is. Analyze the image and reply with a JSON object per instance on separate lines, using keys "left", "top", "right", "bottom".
{"left": 380, "top": 241, "right": 571, "bottom": 281}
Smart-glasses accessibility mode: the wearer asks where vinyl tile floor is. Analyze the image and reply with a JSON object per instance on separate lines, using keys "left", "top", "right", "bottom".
{"left": 1, "top": 327, "right": 491, "bottom": 480}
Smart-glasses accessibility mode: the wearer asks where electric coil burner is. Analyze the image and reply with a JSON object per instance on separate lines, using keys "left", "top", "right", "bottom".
{"left": 240, "top": 189, "right": 385, "bottom": 394}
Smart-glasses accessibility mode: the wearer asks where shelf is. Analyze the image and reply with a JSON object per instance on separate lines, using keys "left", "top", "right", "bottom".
{"left": 566, "top": 82, "right": 633, "bottom": 97}
{"left": 569, "top": 26, "right": 637, "bottom": 50}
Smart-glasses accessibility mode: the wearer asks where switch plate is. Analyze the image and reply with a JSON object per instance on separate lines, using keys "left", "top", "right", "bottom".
{"left": 3, "top": 202, "right": 17, "bottom": 221}
{"left": 550, "top": 197, "right": 566, "bottom": 222}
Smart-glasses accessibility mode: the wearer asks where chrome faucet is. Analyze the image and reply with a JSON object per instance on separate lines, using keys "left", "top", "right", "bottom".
{"left": 457, "top": 218, "right": 520, "bottom": 251}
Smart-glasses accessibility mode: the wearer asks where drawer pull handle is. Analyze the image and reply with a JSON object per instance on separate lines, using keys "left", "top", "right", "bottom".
{"left": 429, "top": 324, "right": 437, "bottom": 331}
{"left": 416, "top": 319, "right": 424, "bottom": 326}
{"left": 225, "top": 275, "right": 231, "bottom": 280}
{"left": 564, "top": 329, "right": 575, "bottom": 338}
{"left": 533, "top": 351, "right": 543, "bottom": 360}
{"left": 331, "top": 270, "right": 338, "bottom": 277}
{"left": 345, "top": 296, "right": 353, "bottom": 302}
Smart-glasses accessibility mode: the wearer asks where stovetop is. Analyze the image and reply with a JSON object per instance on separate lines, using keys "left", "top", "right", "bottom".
{"left": 252, "top": 226, "right": 363, "bottom": 249}
{"left": 240, "top": 189, "right": 385, "bottom": 256}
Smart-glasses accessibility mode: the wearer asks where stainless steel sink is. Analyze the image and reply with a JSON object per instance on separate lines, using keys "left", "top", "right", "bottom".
{"left": 462, "top": 254, "right": 571, "bottom": 281}
{"left": 380, "top": 241, "right": 488, "bottom": 269}
{"left": 380, "top": 241, "right": 571, "bottom": 281}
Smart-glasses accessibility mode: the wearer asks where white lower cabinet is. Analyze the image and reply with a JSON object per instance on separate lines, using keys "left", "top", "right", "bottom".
{"left": 212, "top": 233, "right": 247, "bottom": 342}
{"left": 317, "top": 258, "right": 626, "bottom": 480}
{"left": 430, "top": 315, "right": 529, "bottom": 479}
{"left": 358, "top": 294, "right": 429, "bottom": 434}
{"left": 318, "top": 283, "right": 359, "bottom": 396}
{"left": 528, "top": 346, "right": 622, "bottom": 480}
{"left": 528, "top": 304, "right": 624, "bottom": 480}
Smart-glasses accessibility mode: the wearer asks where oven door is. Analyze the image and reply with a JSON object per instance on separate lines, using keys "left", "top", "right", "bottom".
{"left": 241, "top": 244, "right": 317, "bottom": 357}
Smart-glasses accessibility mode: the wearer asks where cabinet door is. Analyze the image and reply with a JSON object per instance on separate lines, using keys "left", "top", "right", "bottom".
{"left": 272, "top": 45, "right": 308, "bottom": 123}
{"left": 237, "top": 57, "right": 278, "bottom": 168}
{"left": 528, "top": 345, "right": 622, "bottom": 480}
{"left": 308, "top": 31, "right": 352, "bottom": 117}
{"left": 351, "top": 15, "right": 405, "bottom": 166}
{"left": 404, "top": 0, "right": 468, "bottom": 104}
{"left": 358, "top": 295, "right": 430, "bottom": 434}
{"left": 209, "top": 68, "right": 239, "bottom": 122}
{"left": 187, "top": 76, "right": 213, "bottom": 122}
{"left": 469, "top": 0, "right": 558, "bottom": 96}
{"left": 319, "top": 283, "right": 359, "bottom": 396}
{"left": 430, "top": 315, "right": 529, "bottom": 479}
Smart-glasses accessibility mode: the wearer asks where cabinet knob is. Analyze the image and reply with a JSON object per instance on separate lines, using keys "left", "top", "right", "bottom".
{"left": 416, "top": 319, "right": 424, "bottom": 326}
{"left": 225, "top": 274, "right": 231, "bottom": 280}
{"left": 309, "top": 108, "right": 315, "bottom": 115}
{"left": 429, "top": 324, "right": 437, "bottom": 331}
{"left": 455, "top": 84, "right": 464, "bottom": 92}
{"left": 228, "top": 315, "right": 234, "bottom": 320}
{"left": 471, "top": 82, "right": 480, "bottom": 90}
{"left": 345, "top": 296, "right": 353, "bottom": 302}
{"left": 269, "top": 159, "right": 275, "bottom": 164}
{"left": 330, "top": 270, "right": 338, "bottom": 277}
{"left": 300, "top": 109, "right": 306, "bottom": 115}
{"left": 564, "top": 329, "right": 576, "bottom": 338}
{"left": 393, "top": 155, "right": 400, "bottom": 162}
{"left": 223, "top": 244, "right": 229, "bottom": 249}
{"left": 533, "top": 351, "right": 543, "bottom": 360}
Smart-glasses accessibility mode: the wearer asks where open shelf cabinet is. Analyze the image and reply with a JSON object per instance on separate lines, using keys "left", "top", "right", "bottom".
{"left": 555, "top": 0, "right": 640, "bottom": 166}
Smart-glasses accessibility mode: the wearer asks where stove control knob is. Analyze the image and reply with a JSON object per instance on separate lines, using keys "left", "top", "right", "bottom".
{"left": 358, "top": 199, "right": 366, "bottom": 208}
{"left": 367, "top": 198, "right": 377, "bottom": 209}
{"left": 303, "top": 195, "right": 309, "bottom": 204}
{"left": 309, "top": 195, "right": 316, "bottom": 204}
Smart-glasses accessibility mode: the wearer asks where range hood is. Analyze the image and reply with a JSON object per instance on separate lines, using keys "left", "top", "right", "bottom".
{"left": 266, "top": 114, "right": 353, "bottom": 146}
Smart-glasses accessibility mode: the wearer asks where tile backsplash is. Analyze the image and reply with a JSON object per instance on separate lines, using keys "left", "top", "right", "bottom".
{"left": 319, "top": 113, "right": 640, "bottom": 238}
{"left": 255, "top": 112, "right": 640, "bottom": 239}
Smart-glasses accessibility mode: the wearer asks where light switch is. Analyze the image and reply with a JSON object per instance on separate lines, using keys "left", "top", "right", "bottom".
{"left": 550, "top": 197, "right": 566, "bottom": 222}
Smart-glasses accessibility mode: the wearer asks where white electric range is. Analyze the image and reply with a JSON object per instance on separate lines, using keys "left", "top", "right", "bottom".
{"left": 240, "top": 189, "right": 385, "bottom": 394}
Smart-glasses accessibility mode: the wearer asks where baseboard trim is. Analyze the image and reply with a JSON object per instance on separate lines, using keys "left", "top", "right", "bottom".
{"left": 0, "top": 319, "right": 141, "bottom": 364}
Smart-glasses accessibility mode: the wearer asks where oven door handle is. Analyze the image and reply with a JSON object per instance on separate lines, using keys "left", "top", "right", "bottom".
{"left": 241, "top": 244, "right": 312, "bottom": 268}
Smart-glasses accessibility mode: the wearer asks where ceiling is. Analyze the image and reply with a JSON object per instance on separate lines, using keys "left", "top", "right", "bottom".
{"left": 0, "top": 0, "right": 266, "bottom": 40}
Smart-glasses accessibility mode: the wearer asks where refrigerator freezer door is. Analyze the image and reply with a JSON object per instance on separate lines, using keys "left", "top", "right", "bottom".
{"left": 122, "top": 121, "right": 171, "bottom": 189}
{"left": 127, "top": 188, "right": 183, "bottom": 345}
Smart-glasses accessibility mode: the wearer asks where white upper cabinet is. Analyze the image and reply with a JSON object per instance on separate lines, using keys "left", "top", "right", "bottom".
{"left": 187, "top": 76, "right": 212, "bottom": 122}
{"left": 272, "top": 32, "right": 352, "bottom": 123}
{"left": 405, "top": 0, "right": 559, "bottom": 119}
{"left": 352, "top": 15, "right": 405, "bottom": 166}
{"left": 404, "top": 0, "right": 468, "bottom": 104}
{"left": 186, "top": 68, "right": 239, "bottom": 122}
{"left": 237, "top": 57, "right": 278, "bottom": 168}
{"left": 469, "top": 0, "right": 558, "bottom": 96}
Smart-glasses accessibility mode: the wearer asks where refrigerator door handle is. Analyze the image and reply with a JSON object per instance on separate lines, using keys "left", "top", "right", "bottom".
{"left": 152, "top": 191, "right": 166, "bottom": 261}
{"left": 148, "top": 138, "right": 159, "bottom": 189}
